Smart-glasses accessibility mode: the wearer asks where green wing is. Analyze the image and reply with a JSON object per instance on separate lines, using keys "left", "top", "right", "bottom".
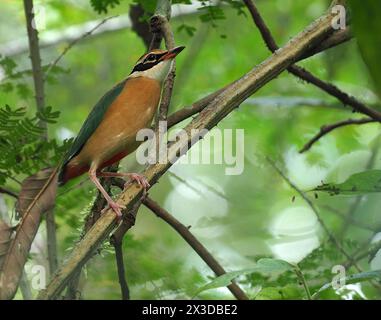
{"left": 58, "top": 79, "right": 127, "bottom": 184}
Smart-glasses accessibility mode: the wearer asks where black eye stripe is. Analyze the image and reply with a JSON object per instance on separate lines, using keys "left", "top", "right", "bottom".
{"left": 130, "top": 52, "right": 167, "bottom": 74}
{"left": 131, "top": 61, "right": 157, "bottom": 73}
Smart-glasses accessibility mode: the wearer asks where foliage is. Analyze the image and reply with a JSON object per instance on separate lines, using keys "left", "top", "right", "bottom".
{"left": 313, "top": 269, "right": 381, "bottom": 299}
{"left": 313, "top": 170, "right": 381, "bottom": 195}
{"left": 0, "top": 105, "right": 69, "bottom": 185}
{"left": 348, "top": 0, "right": 381, "bottom": 98}
{"left": 90, "top": 0, "right": 124, "bottom": 14}
{"left": 194, "top": 258, "right": 294, "bottom": 296}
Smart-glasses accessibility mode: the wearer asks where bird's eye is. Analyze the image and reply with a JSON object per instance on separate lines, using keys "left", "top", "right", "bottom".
{"left": 145, "top": 54, "right": 156, "bottom": 62}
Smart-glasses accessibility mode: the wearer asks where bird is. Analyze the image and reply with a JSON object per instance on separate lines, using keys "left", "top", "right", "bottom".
{"left": 58, "top": 46, "right": 185, "bottom": 219}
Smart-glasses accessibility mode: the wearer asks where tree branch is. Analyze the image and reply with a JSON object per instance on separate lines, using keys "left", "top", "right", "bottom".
{"left": 46, "top": 208, "right": 58, "bottom": 276}
{"left": 300, "top": 28, "right": 352, "bottom": 60}
{"left": 0, "top": 187, "right": 18, "bottom": 199}
{"left": 143, "top": 197, "right": 248, "bottom": 300}
{"left": 109, "top": 199, "right": 143, "bottom": 300}
{"left": 165, "top": 27, "right": 354, "bottom": 129}
{"left": 129, "top": 4, "right": 152, "bottom": 49}
{"left": 243, "top": 0, "right": 381, "bottom": 122}
{"left": 299, "top": 118, "right": 377, "bottom": 153}
{"left": 23, "top": 0, "right": 58, "bottom": 280}
{"left": 148, "top": 1, "right": 179, "bottom": 175}
{"left": 37, "top": 7, "right": 342, "bottom": 300}
{"left": 111, "top": 236, "right": 130, "bottom": 300}
{"left": 23, "top": 0, "right": 46, "bottom": 135}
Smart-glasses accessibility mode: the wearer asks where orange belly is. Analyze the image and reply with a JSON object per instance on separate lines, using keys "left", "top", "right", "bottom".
{"left": 62, "top": 77, "right": 161, "bottom": 183}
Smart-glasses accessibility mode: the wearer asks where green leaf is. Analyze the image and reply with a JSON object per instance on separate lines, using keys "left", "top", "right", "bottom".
{"left": 313, "top": 170, "right": 381, "bottom": 195}
{"left": 177, "top": 24, "right": 197, "bottom": 37}
{"left": 194, "top": 258, "right": 294, "bottom": 296}
{"left": 16, "top": 83, "right": 32, "bottom": 99}
{"left": 90, "top": 0, "right": 122, "bottom": 14}
{"left": 313, "top": 270, "right": 381, "bottom": 299}
{"left": 198, "top": 5, "right": 226, "bottom": 23}
{"left": 36, "top": 106, "right": 61, "bottom": 124}
{"left": 0, "top": 56, "right": 17, "bottom": 75}
{"left": 255, "top": 285, "right": 303, "bottom": 300}
{"left": 348, "top": 0, "right": 381, "bottom": 98}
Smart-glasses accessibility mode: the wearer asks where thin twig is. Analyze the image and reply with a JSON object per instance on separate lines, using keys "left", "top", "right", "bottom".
{"left": 111, "top": 237, "right": 130, "bottom": 300}
{"left": 322, "top": 205, "right": 381, "bottom": 232}
{"left": 0, "top": 187, "right": 18, "bottom": 199}
{"left": 45, "top": 16, "right": 117, "bottom": 77}
{"left": 294, "top": 265, "right": 312, "bottom": 300}
{"left": 342, "top": 231, "right": 378, "bottom": 271}
{"left": 143, "top": 196, "right": 249, "bottom": 300}
{"left": 299, "top": 118, "right": 377, "bottom": 153}
{"left": 338, "top": 135, "right": 381, "bottom": 237}
{"left": 164, "top": 28, "right": 350, "bottom": 130}
{"left": 166, "top": 88, "right": 226, "bottom": 128}
{"left": 168, "top": 171, "right": 205, "bottom": 197}
{"left": 46, "top": 208, "right": 58, "bottom": 276}
{"left": 109, "top": 201, "right": 142, "bottom": 300}
{"left": 243, "top": 0, "right": 381, "bottom": 122}
{"left": 267, "top": 158, "right": 362, "bottom": 272}
{"left": 352, "top": 240, "right": 381, "bottom": 265}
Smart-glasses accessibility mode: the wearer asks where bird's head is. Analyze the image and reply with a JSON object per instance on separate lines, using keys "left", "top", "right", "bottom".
{"left": 129, "top": 46, "right": 185, "bottom": 82}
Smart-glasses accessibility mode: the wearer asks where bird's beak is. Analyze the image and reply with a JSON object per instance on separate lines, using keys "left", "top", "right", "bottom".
{"left": 161, "top": 46, "right": 185, "bottom": 61}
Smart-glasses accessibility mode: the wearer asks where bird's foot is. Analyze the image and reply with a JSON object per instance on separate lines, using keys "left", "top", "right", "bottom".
{"left": 101, "top": 200, "right": 126, "bottom": 221}
{"left": 125, "top": 173, "right": 150, "bottom": 190}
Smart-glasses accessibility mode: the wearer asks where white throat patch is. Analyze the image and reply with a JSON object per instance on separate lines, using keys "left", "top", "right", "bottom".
{"left": 128, "top": 60, "right": 173, "bottom": 83}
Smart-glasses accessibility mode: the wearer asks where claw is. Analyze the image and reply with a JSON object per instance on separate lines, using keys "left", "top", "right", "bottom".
{"left": 125, "top": 173, "right": 150, "bottom": 191}
{"left": 101, "top": 201, "right": 126, "bottom": 221}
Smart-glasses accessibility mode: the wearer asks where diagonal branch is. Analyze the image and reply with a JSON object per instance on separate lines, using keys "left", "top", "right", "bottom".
{"left": 267, "top": 158, "right": 362, "bottom": 272}
{"left": 299, "top": 117, "right": 377, "bottom": 153}
{"left": 45, "top": 16, "right": 117, "bottom": 77}
{"left": 37, "top": 6, "right": 341, "bottom": 300}
{"left": 143, "top": 197, "right": 248, "bottom": 300}
{"left": 243, "top": 0, "right": 381, "bottom": 122}
{"left": 164, "top": 27, "right": 354, "bottom": 129}
{"left": 0, "top": 187, "right": 18, "bottom": 199}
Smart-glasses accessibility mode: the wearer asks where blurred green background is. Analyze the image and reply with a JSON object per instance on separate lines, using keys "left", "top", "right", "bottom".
{"left": 0, "top": 0, "right": 380, "bottom": 300}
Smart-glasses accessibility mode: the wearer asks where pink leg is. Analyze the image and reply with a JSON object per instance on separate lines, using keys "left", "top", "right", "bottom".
{"left": 89, "top": 169, "right": 125, "bottom": 220}
{"left": 98, "top": 172, "right": 150, "bottom": 189}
